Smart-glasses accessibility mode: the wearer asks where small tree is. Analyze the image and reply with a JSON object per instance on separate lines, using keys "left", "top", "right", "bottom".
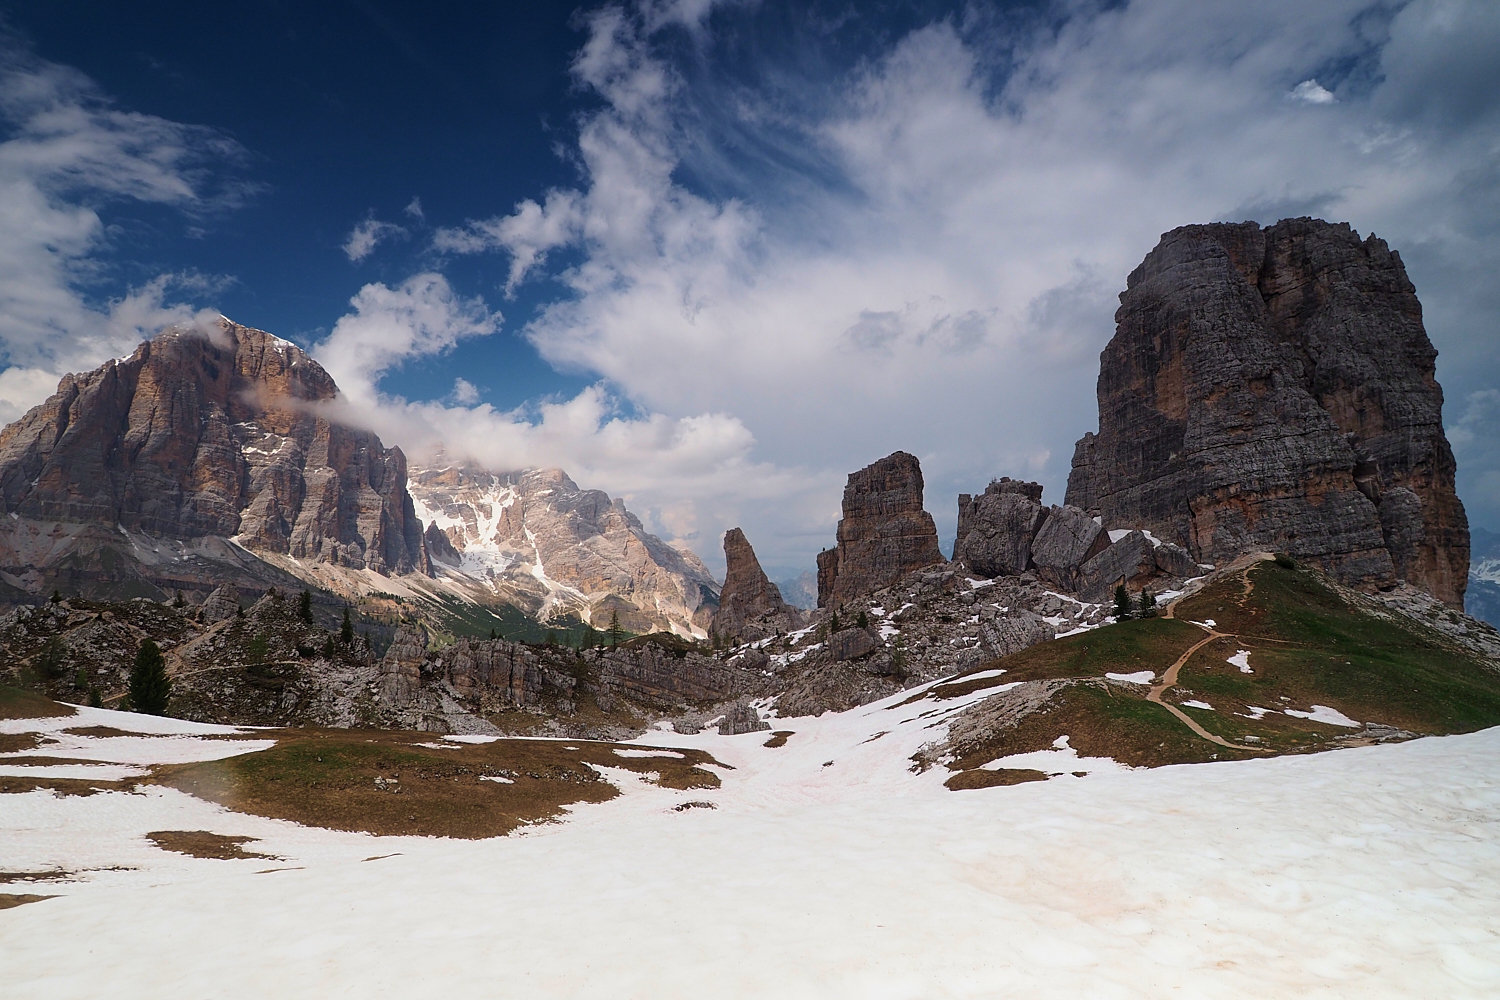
{"left": 1113, "top": 584, "right": 1134, "bottom": 622}
{"left": 340, "top": 607, "right": 354, "bottom": 645}
{"left": 856, "top": 609, "right": 869, "bottom": 629}
{"left": 322, "top": 635, "right": 335, "bottom": 658}
{"left": 50, "top": 589, "right": 62, "bottom": 605}
{"left": 298, "top": 590, "right": 314, "bottom": 624}
{"left": 86, "top": 686, "right": 102, "bottom": 708}
{"left": 173, "top": 590, "right": 186, "bottom": 608}
{"left": 608, "top": 610, "right": 623, "bottom": 648}
{"left": 1138, "top": 589, "right": 1158, "bottom": 618}
{"left": 129, "top": 639, "right": 171, "bottom": 716}
{"left": 830, "top": 610, "right": 841, "bottom": 633}
{"left": 545, "top": 629, "right": 557, "bottom": 647}
{"left": 247, "top": 632, "right": 270, "bottom": 665}
{"left": 35, "top": 637, "right": 67, "bottom": 679}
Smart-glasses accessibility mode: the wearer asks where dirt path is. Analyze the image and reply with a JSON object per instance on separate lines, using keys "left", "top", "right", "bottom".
{"left": 1150, "top": 554, "right": 1273, "bottom": 754}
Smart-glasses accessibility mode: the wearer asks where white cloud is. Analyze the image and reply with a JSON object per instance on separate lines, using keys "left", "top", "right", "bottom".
{"left": 342, "top": 216, "right": 405, "bottom": 262}
{"left": 1290, "top": 79, "right": 1337, "bottom": 104}
{"left": 0, "top": 45, "right": 245, "bottom": 421}
{"left": 451, "top": 377, "right": 480, "bottom": 405}
{"left": 404, "top": 196, "right": 424, "bottom": 219}
{"left": 409, "top": 0, "right": 1500, "bottom": 570}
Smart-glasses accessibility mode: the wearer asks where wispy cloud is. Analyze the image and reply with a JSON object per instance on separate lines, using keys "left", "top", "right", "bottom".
{"left": 342, "top": 216, "right": 406, "bottom": 262}
{"left": 0, "top": 38, "right": 249, "bottom": 422}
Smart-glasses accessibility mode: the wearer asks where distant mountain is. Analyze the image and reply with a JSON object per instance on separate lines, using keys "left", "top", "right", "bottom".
{"left": 1469, "top": 527, "right": 1500, "bottom": 628}
{"left": 774, "top": 571, "right": 817, "bottom": 610}
{"left": 408, "top": 465, "right": 718, "bottom": 638}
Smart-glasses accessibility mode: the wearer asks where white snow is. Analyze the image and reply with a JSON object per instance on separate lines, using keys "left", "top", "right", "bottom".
{"left": 612, "top": 748, "right": 686, "bottom": 759}
{"left": 0, "top": 763, "right": 149, "bottom": 780}
{"left": 1228, "top": 649, "right": 1253, "bottom": 673}
{"left": 1105, "top": 670, "right": 1156, "bottom": 684}
{"left": 442, "top": 734, "right": 501, "bottom": 744}
{"left": 1182, "top": 700, "right": 1214, "bottom": 711}
{"left": 1191, "top": 618, "right": 1217, "bottom": 628}
{"left": 877, "top": 624, "right": 900, "bottom": 641}
{"left": 966, "top": 577, "right": 996, "bottom": 589}
{"left": 1284, "top": 704, "right": 1362, "bottom": 728}
{"left": 4, "top": 698, "right": 1500, "bottom": 997}
{"left": 1241, "top": 706, "right": 1273, "bottom": 720}
{"left": 479, "top": 775, "right": 514, "bottom": 784}
{"left": 955, "top": 668, "right": 1007, "bottom": 683}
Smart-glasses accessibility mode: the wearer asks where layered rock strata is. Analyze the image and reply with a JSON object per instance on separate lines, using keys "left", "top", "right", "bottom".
{"left": 710, "top": 528, "right": 804, "bottom": 641}
{"left": 0, "top": 321, "right": 428, "bottom": 596}
{"left": 818, "top": 451, "right": 945, "bottom": 608}
{"left": 1066, "top": 218, "right": 1468, "bottom": 606}
{"left": 954, "top": 479, "right": 1047, "bottom": 577}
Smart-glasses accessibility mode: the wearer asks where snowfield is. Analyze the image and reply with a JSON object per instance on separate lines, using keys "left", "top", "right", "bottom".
{"left": 4, "top": 695, "right": 1500, "bottom": 998}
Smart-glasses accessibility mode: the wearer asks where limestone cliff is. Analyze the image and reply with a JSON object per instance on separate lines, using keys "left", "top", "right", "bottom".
{"left": 0, "top": 320, "right": 426, "bottom": 597}
{"left": 1066, "top": 218, "right": 1468, "bottom": 606}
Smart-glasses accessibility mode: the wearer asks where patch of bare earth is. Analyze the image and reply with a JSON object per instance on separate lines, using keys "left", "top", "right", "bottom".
{"left": 0, "top": 687, "right": 75, "bottom": 721}
{"left": 150, "top": 729, "right": 725, "bottom": 839}
{"left": 944, "top": 768, "right": 1048, "bottom": 790}
{"left": 763, "top": 731, "right": 793, "bottom": 748}
{"left": 0, "top": 894, "right": 56, "bottom": 910}
{"left": 147, "top": 830, "right": 279, "bottom": 861}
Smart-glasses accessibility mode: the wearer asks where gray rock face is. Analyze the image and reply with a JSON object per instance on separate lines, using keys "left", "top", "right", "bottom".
{"left": 827, "top": 627, "right": 879, "bottom": 662}
{"left": 711, "top": 528, "right": 804, "bottom": 642}
{"left": 200, "top": 585, "right": 241, "bottom": 623}
{"left": 1030, "top": 506, "right": 1107, "bottom": 591}
{"left": 818, "top": 452, "right": 945, "bottom": 607}
{"left": 1066, "top": 218, "right": 1468, "bottom": 606}
{"left": 718, "top": 700, "right": 770, "bottom": 735}
{"left": 0, "top": 321, "right": 429, "bottom": 598}
{"left": 954, "top": 479, "right": 1048, "bottom": 578}
{"left": 1076, "top": 532, "right": 1158, "bottom": 604}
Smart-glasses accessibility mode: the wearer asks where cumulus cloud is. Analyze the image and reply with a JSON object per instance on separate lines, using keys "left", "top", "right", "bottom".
{"left": 342, "top": 216, "right": 406, "bottom": 262}
{"left": 0, "top": 41, "right": 248, "bottom": 422}
{"left": 310, "top": 271, "right": 827, "bottom": 558}
{"left": 1290, "top": 79, "right": 1337, "bottom": 104}
{"left": 410, "top": 0, "right": 1500, "bottom": 570}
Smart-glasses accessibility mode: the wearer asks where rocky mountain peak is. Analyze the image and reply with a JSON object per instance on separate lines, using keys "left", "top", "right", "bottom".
{"left": 711, "top": 527, "right": 804, "bottom": 642}
{"left": 1066, "top": 217, "right": 1468, "bottom": 606}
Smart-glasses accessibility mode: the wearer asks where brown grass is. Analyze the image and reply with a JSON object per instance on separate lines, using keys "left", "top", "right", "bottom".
{"left": 0, "top": 732, "right": 46, "bottom": 753}
{"left": 0, "top": 894, "right": 56, "bottom": 910}
{"left": 150, "top": 729, "right": 725, "bottom": 839}
{"left": 944, "top": 768, "right": 1048, "bottom": 790}
{"left": 0, "top": 777, "right": 122, "bottom": 796}
{"left": 0, "top": 870, "right": 71, "bottom": 884}
{"left": 763, "top": 731, "right": 793, "bottom": 748}
{"left": 0, "top": 686, "right": 74, "bottom": 721}
{"left": 147, "top": 830, "right": 278, "bottom": 861}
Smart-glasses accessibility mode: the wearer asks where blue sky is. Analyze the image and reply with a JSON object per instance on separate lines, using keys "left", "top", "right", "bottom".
{"left": 1, "top": 0, "right": 1497, "bottom": 584}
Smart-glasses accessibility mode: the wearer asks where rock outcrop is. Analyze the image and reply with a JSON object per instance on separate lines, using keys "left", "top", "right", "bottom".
{"left": 818, "top": 452, "right": 945, "bottom": 608}
{"left": 1066, "top": 218, "right": 1469, "bottom": 606}
{"left": 710, "top": 528, "right": 804, "bottom": 642}
{"left": 0, "top": 320, "right": 428, "bottom": 597}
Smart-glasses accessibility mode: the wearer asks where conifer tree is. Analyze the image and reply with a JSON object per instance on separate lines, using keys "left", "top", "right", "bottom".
{"left": 856, "top": 609, "right": 869, "bottom": 629}
{"left": 129, "top": 639, "right": 171, "bottom": 716}
{"left": 341, "top": 607, "right": 354, "bottom": 645}
{"left": 298, "top": 590, "right": 314, "bottom": 624}
{"left": 830, "top": 610, "right": 840, "bottom": 633}
{"left": 1113, "top": 584, "right": 1134, "bottom": 621}
{"left": 1138, "top": 589, "right": 1158, "bottom": 618}
{"left": 608, "top": 610, "right": 623, "bottom": 648}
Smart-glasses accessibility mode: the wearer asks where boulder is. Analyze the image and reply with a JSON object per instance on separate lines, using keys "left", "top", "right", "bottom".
{"left": 828, "top": 627, "right": 879, "bottom": 662}
{"left": 1076, "top": 532, "right": 1158, "bottom": 604}
{"left": 200, "top": 585, "right": 240, "bottom": 624}
{"left": 1030, "top": 506, "right": 1106, "bottom": 591}
{"left": 718, "top": 700, "right": 770, "bottom": 735}
{"left": 954, "top": 479, "right": 1048, "bottom": 577}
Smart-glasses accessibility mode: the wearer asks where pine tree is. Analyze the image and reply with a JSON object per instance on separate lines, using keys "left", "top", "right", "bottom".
{"left": 35, "top": 637, "right": 67, "bottom": 679}
{"left": 1113, "top": 584, "right": 1134, "bottom": 621}
{"left": 341, "top": 607, "right": 354, "bottom": 645}
{"left": 298, "top": 590, "right": 314, "bottom": 624}
{"left": 856, "top": 609, "right": 869, "bottom": 629}
{"left": 50, "top": 589, "right": 62, "bottom": 604}
{"left": 545, "top": 629, "right": 557, "bottom": 647}
{"left": 129, "top": 639, "right": 171, "bottom": 716}
{"left": 86, "top": 686, "right": 102, "bottom": 708}
{"left": 830, "top": 610, "right": 840, "bottom": 633}
{"left": 322, "top": 635, "right": 335, "bottom": 658}
{"left": 608, "top": 610, "right": 623, "bottom": 648}
{"left": 1138, "top": 589, "right": 1158, "bottom": 618}
{"left": 173, "top": 590, "right": 185, "bottom": 608}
